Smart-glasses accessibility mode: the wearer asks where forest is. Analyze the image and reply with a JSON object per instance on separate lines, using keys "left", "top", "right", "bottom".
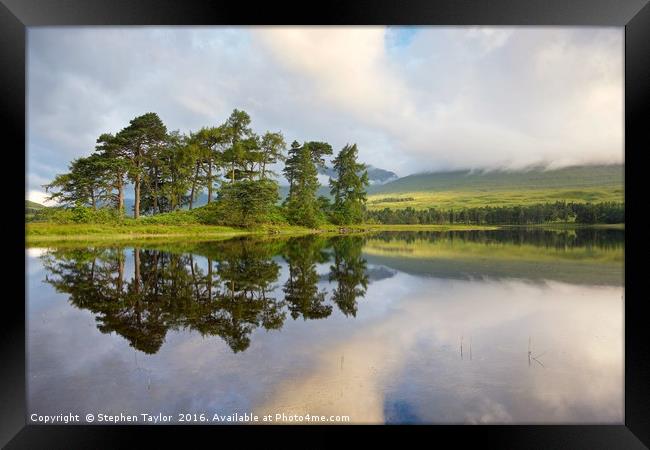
{"left": 366, "top": 201, "right": 624, "bottom": 225}
{"left": 35, "top": 109, "right": 623, "bottom": 230}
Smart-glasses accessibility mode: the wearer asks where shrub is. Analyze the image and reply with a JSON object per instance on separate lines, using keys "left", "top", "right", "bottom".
{"left": 216, "top": 180, "right": 280, "bottom": 228}
{"left": 28, "top": 206, "right": 122, "bottom": 224}
{"left": 137, "top": 209, "right": 199, "bottom": 225}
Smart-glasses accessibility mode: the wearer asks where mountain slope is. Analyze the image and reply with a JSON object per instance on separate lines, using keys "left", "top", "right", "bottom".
{"left": 369, "top": 164, "right": 623, "bottom": 194}
{"left": 318, "top": 164, "right": 397, "bottom": 185}
{"left": 26, "top": 200, "right": 47, "bottom": 211}
{"left": 367, "top": 164, "right": 624, "bottom": 210}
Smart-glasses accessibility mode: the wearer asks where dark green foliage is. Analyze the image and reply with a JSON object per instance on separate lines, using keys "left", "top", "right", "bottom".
{"left": 283, "top": 141, "right": 333, "bottom": 228}
{"left": 94, "top": 133, "right": 130, "bottom": 214}
{"left": 366, "top": 201, "right": 624, "bottom": 225}
{"left": 44, "top": 154, "right": 110, "bottom": 209}
{"left": 31, "top": 206, "right": 122, "bottom": 224}
{"left": 216, "top": 179, "right": 280, "bottom": 227}
{"left": 119, "top": 112, "right": 168, "bottom": 218}
{"left": 329, "top": 144, "right": 369, "bottom": 225}
{"left": 42, "top": 108, "right": 289, "bottom": 228}
{"left": 369, "top": 196, "right": 415, "bottom": 204}
{"left": 328, "top": 236, "right": 368, "bottom": 317}
{"left": 282, "top": 235, "right": 331, "bottom": 320}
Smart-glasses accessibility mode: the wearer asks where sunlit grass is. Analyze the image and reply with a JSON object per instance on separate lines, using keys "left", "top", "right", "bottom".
{"left": 25, "top": 222, "right": 504, "bottom": 246}
{"left": 25, "top": 222, "right": 315, "bottom": 246}
{"left": 366, "top": 187, "right": 624, "bottom": 211}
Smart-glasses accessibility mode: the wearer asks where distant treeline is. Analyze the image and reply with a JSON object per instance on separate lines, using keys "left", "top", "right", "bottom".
{"left": 369, "top": 196, "right": 415, "bottom": 204}
{"left": 366, "top": 201, "right": 624, "bottom": 225}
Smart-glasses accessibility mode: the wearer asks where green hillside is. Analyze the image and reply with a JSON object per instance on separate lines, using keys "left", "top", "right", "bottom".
{"left": 26, "top": 200, "right": 47, "bottom": 211}
{"left": 366, "top": 164, "right": 624, "bottom": 210}
{"left": 26, "top": 200, "right": 48, "bottom": 221}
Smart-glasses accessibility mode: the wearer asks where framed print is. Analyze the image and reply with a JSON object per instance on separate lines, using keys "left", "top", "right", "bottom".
{"left": 3, "top": 0, "right": 649, "bottom": 447}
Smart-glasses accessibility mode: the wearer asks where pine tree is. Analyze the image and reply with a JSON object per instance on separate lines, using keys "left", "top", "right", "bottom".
{"left": 329, "top": 144, "right": 369, "bottom": 225}
{"left": 283, "top": 141, "right": 332, "bottom": 228}
{"left": 118, "top": 112, "right": 168, "bottom": 218}
{"left": 44, "top": 154, "right": 110, "bottom": 209}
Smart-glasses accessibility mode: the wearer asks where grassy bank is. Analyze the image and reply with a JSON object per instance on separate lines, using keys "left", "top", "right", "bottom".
{"left": 26, "top": 222, "right": 504, "bottom": 246}
{"left": 25, "top": 221, "right": 623, "bottom": 247}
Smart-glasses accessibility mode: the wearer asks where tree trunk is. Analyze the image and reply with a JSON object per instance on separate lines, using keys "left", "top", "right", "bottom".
{"left": 117, "top": 179, "right": 124, "bottom": 216}
{"left": 117, "top": 250, "right": 124, "bottom": 294}
{"left": 207, "top": 258, "right": 212, "bottom": 302}
{"left": 134, "top": 248, "right": 141, "bottom": 294}
{"left": 189, "top": 163, "right": 200, "bottom": 210}
{"left": 91, "top": 192, "right": 97, "bottom": 210}
{"left": 189, "top": 254, "right": 200, "bottom": 300}
{"left": 207, "top": 162, "right": 212, "bottom": 203}
{"left": 134, "top": 174, "right": 141, "bottom": 219}
{"left": 153, "top": 167, "right": 159, "bottom": 214}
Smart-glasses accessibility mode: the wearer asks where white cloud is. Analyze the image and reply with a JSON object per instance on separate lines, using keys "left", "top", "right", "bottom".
{"left": 27, "top": 26, "right": 623, "bottom": 187}
{"left": 27, "top": 189, "right": 56, "bottom": 206}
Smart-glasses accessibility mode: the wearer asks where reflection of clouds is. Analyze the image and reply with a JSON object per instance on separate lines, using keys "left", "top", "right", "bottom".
{"left": 26, "top": 248, "right": 48, "bottom": 258}
{"left": 254, "top": 277, "right": 623, "bottom": 424}
{"left": 464, "top": 397, "right": 513, "bottom": 424}
{"left": 28, "top": 255, "right": 622, "bottom": 424}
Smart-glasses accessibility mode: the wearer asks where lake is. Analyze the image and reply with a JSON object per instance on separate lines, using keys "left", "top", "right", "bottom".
{"left": 26, "top": 228, "right": 624, "bottom": 424}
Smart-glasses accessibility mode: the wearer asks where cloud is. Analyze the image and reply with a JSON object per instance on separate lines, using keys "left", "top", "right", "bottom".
{"left": 256, "top": 27, "right": 622, "bottom": 171}
{"left": 27, "top": 189, "right": 56, "bottom": 206}
{"left": 27, "top": 26, "right": 623, "bottom": 199}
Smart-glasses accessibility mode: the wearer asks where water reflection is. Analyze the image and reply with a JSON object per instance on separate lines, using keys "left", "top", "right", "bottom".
{"left": 29, "top": 229, "right": 624, "bottom": 424}
{"left": 41, "top": 236, "right": 369, "bottom": 353}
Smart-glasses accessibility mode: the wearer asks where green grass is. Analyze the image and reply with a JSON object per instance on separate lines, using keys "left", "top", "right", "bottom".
{"left": 366, "top": 187, "right": 623, "bottom": 211}
{"left": 25, "top": 223, "right": 247, "bottom": 244}
{"left": 28, "top": 221, "right": 621, "bottom": 248}
{"left": 25, "top": 221, "right": 506, "bottom": 247}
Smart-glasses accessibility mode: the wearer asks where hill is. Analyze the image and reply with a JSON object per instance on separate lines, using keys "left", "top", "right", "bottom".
{"left": 318, "top": 164, "right": 397, "bottom": 185}
{"left": 26, "top": 200, "right": 47, "bottom": 211}
{"left": 366, "top": 164, "right": 624, "bottom": 210}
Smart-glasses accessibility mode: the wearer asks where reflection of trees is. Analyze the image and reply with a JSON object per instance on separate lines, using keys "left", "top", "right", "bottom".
{"left": 190, "top": 239, "right": 284, "bottom": 353}
{"left": 370, "top": 228, "right": 624, "bottom": 251}
{"left": 328, "top": 236, "right": 368, "bottom": 317}
{"left": 282, "top": 235, "right": 331, "bottom": 320}
{"left": 41, "top": 236, "right": 370, "bottom": 354}
{"left": 42, "top": 239, "right": 284, "bottom": 354}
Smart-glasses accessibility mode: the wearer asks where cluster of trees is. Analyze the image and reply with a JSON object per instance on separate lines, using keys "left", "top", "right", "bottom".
{"left": 42, "top": 235, "right": 368, "bottom": 353}
{"left": 366, "top": 201, "right": 624, "bottom": 225}
{"left": 45, "top": 110, "right": 369, "bottom": 227}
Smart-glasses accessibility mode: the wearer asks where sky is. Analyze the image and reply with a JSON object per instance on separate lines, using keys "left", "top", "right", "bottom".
{"left": 27, "top": 26, "right": 624, "bottom": 205}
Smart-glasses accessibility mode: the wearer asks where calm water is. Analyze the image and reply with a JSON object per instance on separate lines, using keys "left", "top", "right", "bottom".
{"left": 27, "top": 229, "right": 624, "bottom": 424}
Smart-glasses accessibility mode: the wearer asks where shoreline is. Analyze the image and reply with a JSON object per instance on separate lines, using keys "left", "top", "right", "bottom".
{"left": 25, "top": 222, "right": 624, "bottom": 247}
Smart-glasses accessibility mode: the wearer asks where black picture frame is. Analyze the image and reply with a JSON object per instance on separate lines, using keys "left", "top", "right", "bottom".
{"left": 4, "top": 0, "right": 649, "bottom": 447}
